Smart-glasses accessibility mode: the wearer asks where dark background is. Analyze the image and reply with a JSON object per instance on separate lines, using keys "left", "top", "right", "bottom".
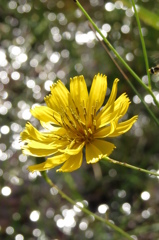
{"left": 1, "top": 0, "right": 159, "bottom": 239}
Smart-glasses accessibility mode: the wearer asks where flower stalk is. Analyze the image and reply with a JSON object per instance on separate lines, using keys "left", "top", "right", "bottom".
{"left": 103, "top": 157, "right": 159, "bottom": 177}
{"left": 42, "top": 171, "right": 134, "bottom": 240}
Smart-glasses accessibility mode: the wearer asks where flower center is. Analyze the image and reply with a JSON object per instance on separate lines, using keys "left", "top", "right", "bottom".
{"left": 58, "top": 104, "right": 97, "bottom": 143}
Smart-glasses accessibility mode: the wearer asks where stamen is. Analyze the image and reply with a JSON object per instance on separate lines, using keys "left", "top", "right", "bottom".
{"left": 84, "top": 129, "right": 88, "bottom": 136}
{"left": 93, "top": 100, "right": 98, "bottom": 117}
{"left": 83, "top": 106, "right": 87, "bottom": 119}
{"left": 88, "top": 128, "right": 93, "bottom": 134}
{"left": 63, "top": 121, "right": 72, "bottom": 131}
{"left": 71, "top": 98, "right": 80, "bottom": 116}
{"left": 52, "top": 113, "right": 62, "bottom": 126}
{"left": 52, "top": 133, "right": 68, "bottom": 141}
{"left": 63, "top": 109, "right": 77, "bottom": 130}
{"left": 75, "top": 105, "right": 80, "bottom": 116}
{"left": 68, "top": 106, "right": 85, "bottom": 131}
{"left": 61, "top": 115, "right": 71, "bottom": 131}
{"left": 93, "top": 119, "right": 96, "bottom": 130}
{"left": 69, "top": 139, "right": 76, "bottom": 148}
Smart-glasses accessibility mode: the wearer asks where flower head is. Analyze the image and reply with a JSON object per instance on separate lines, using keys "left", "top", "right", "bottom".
{"left": 20, "top": 73, "right": 137, "bottom": 172}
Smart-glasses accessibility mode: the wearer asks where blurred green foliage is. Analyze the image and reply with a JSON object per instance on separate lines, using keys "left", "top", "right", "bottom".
{"left": 0, "top": 0, "right": 159, "bottom": 239}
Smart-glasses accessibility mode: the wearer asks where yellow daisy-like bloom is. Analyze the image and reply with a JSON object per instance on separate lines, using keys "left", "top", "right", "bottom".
{"left": 21, "top": 73, "right": 137, "bottom": 172}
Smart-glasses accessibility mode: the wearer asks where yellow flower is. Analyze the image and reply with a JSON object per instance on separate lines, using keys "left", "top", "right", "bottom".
{"left": 20, "top": 73, "right": 137, "bottom": 172}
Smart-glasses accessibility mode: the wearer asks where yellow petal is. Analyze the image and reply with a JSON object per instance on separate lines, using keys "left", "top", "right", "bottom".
{"left": 96, "top": 93, "right": 130, "bottom": 128}
{"left": 87, "top": 74, "right": 107, "bottom": 125}
{"left": 96, "top": 80, "right": 129, "bottom": 124}
{"left": 70, "top": 75, "right": 88, "bottom": 107}
{"left": 22, "top": 140, "right": 68, "bottom": 157}
{"left": 97, "top": 78, "right": 119, "bottom": 119}
{"left": 109, "top": 116, "right": 138, "bottom": 137}
{"left": 114, "top": 93, "right": 130, "bottom": 116}
{"left": 86, "top": 139, "right": 115, "bottom": 164}
{"left": 44, "top": 153, "right": 69, "bottom": 169}
{"left": 23, "top": 147, "right": 57, "bottom": 157}
{"left": 89, "top": 74, "right": 107, "bottom": 111}
{"left": 114, "top": 93, "right": 129, "bottom": 107}
{"left": 96, "top": 103, "right": 122, "bottom": 128}
{"left": 69, "top": 75, "right": 88, "bottom": 122}
{"left": 31, "top": 106, "right": 61, "bottom": 125}
{"left": 59, "top": 142, "right": 85, "bottom": 155}
{"left": 45, "top": 81, "right": 69, "bottom": 113}
{"left": 21, "top": 122, "right": 55, "bottom": 142}
{"left": 57, "top": 151, "right": 83, "bottom": 172}
{"left": 28, "top": 162, "right": 48, "bottom": 172}
{"left": 28, "top": 153, "right": 69, "bottom": 172}
{"left": 40, "top": 121, "right": 60, "bottom": 131}
{"left": 94, "top": 118, "right": 119, "bottom": 138}
{"left": 94, "top": 125, "right": 111, "bottom": 138}
{"left": 106, "top": 78, "right": 119, "bottom": 108}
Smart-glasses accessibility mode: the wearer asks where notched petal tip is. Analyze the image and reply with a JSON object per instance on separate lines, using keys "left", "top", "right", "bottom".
{"left": 134, "top": 115, "right": 138, "bottom": 122}
{"left": 96, "top": 72, "right": 107, "bottom": 77}
{"left": 87, "top": 154, "right": 104, "bottom": 164}
{"left": 86, "top": 140, "right": 116, "bottom": 165}
{"left": 87, "top": 148, "right": 116, "bottom": 164}
{"left": 49, "top": 80, "right": 63, "bottom": 92}
{"left": 70, "top": 75, "right": 84, "bottom": 81}
{"left": 114, "top": 78, "right": 119, "bottom": 83}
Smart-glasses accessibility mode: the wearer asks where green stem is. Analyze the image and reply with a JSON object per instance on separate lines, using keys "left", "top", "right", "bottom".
{"left": 131, "top": 0, "right": 151, "bottom": 90}
{"left": 42, "top": 172, "right": 134, "bottom": 240}
{"left": 75, "top": 1, "right": 159, "bottom": 109}
{"left": 103, "top": 157, "right": 159, "bottom": 177}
